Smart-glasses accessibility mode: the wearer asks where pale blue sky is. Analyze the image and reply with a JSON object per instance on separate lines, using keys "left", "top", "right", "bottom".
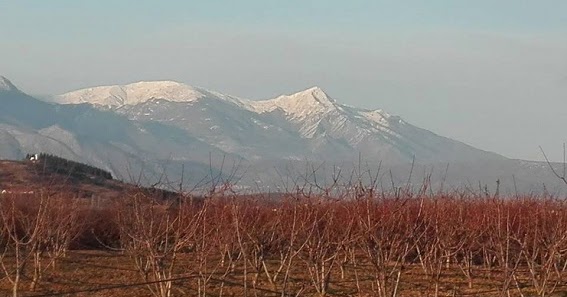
{"left": 1, "top": 1, "right": 566, "bottom": 161}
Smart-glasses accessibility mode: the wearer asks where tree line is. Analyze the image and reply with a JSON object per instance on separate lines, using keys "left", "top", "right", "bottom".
{"left": 25, "top": 153, "right": 112, "bottom": 180}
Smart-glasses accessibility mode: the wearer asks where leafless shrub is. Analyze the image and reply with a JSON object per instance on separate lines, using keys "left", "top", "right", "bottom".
{"left": 115, "top": 192, "right": 204, "bottom": 297}
{"left": 0, "top": 192, "right": 82, "bottom": 296}
{"left": 357, "top": 194, "right": 422, "bottom": 297}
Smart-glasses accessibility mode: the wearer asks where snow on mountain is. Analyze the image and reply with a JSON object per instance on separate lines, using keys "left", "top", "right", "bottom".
{"left": 0, "top": 76, "right": 19, "bottom": 92}
{"left": 3, "top": 76, "right": 567, "bottom": 192}
{"left": 111, "top": 92, "right": 305, "bottom": 160}
{"left": 248, "top": 87, "right": 409, "bottom": 153}
{"left": 247, "top": 87, "right": 401, "bottom": 141}
{"left": 58, "top": 81, "right": 207, "bottom": 107}
{"left": 250, "top": 87, "right": 337, "bottom": 117}
{"left": 0, "top": 77, "right": 237, "bottom": 187}
{"left": 55, "top": 81, "right": 505, "bottom": 165}
{"left": 58, "top": 80, "right": 257, "bottom": 110}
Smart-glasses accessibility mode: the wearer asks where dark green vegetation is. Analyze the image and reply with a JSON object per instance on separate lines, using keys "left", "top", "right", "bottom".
{"left": 26, "top": 153, "right": 113, "bottom": 180}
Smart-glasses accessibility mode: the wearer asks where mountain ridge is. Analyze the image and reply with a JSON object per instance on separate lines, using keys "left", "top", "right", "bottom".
{"left": 2, "top": 75, "right": 565, "bottom": 193}
{"left": 0, "top": 76, "right": 19, "bottom": 92}
{"left": 58, "top": 81, "right": 206, "bottom": 107}
{"left": 55, "top": 79, "right": 507, "bottom": 165}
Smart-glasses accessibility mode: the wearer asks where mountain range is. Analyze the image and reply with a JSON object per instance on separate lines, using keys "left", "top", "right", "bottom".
{"left": 0, "top": 76, "right": 563, "bottom": 193}
{"left": 56, "top": 81, "right": 504, "bottom": 164}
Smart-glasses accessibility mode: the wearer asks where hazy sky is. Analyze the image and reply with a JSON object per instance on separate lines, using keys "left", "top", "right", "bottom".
{"left": 1, "top": 1, "right": 566, "bottom": 161}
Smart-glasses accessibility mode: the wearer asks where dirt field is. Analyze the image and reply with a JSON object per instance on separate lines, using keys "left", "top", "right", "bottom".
{"left": 0, "top": 248, "right": 565, "bottom": 297}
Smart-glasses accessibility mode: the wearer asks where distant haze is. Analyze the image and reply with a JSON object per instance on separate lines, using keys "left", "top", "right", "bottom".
{"left": 1, "top": 1, "right": 566, "bottom": 161}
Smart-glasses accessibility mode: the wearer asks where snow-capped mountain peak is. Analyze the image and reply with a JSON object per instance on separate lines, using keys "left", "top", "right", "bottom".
{"left": 295, "top": 86, "right": 335, "bottom": 104}
{"left": 277, "top": 86, "right": 336, "bottom": 107}
{"left": 250, "top": 86, "right": 338, "bottom": 117}
{"left": 57, "top": 80, "right": 206, "bottom": 107}
{"left": 0, "top": 76, "right": 19, "bottom": 92}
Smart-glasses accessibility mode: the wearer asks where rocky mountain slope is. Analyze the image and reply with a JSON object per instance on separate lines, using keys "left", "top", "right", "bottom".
{"left": 0, "top": 77, "right": 230, "bottom": 188}
{"left": 58, "top": 81, "right": 504, "bottom": 165}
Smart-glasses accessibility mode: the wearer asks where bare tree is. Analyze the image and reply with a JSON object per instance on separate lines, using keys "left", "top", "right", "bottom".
{"left": 358, "top": 195, "right": 422, "bottom": 297}
{"left": 514, "top": 199, "right": 567, "bottom": 297}
{"left": 116, "top": 192, "right": 204, "bottom": 297}
{"left": 454, "top": 199, "right": 486, "bottom": 289}
{"left": 257, "top": 198, "right": 311, "bottom": 297}
{"left": 486, "top": 200, "right": 523, "bottom": 297}
{"left": 298, "top": 201, "right": 352, "bottom": 297}
{"left": 30, "top": 194, "right": 82, "bottom": 291}
{"left": 0, "top": 194, "right": 48, "bottom": 297}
